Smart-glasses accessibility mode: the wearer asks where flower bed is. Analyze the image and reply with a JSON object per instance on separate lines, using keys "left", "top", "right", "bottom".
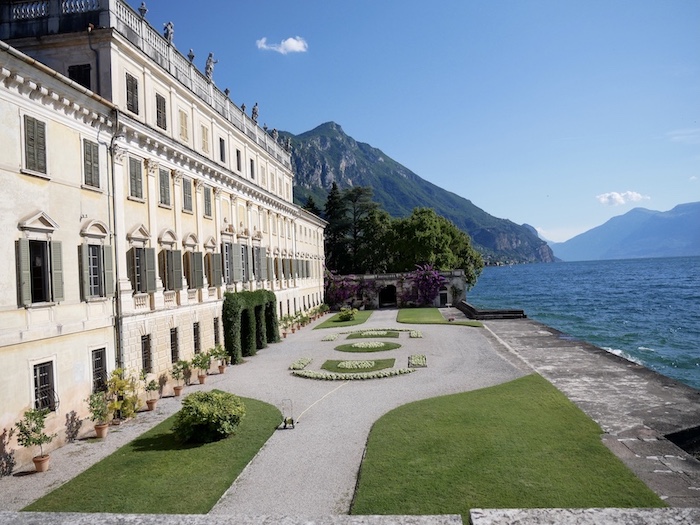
{"left": 347, "top": 330, "right": 400, "bottom": 339}
{"left": 337, "top": 360, "right": 376, "bottom": 369}
{"left": 322, "top": 333, "right": 339, "bottom": 341}
{"left": 335, "top": 341, "right": 402, "bottom": 353}
{"left": 351, "top": 341, "right": 386, "bottom": 349}
{"left": 291, "top": 368, "right": 415, "bottom": 381}
{"left": 288, "top": 357, "right": 312, "bottom": 370}
{"left": 409, "top": 330, "right": 423, "bottom": 338}
{"left": 408, "top": 354, "right": 427, "bottom": 368}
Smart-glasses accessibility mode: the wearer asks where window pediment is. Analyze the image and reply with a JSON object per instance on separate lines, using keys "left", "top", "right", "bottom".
{"left": 158, "top": 228, "right": 178, "bottom": 247}
{"left": 127, "top": 223, "right": 151, "bottom": 245}
{"left": 80, "top": 219, "right": 109, "bottom": 240}
{"left": 18, "top": 211, "right": 59, "bottom": 235}
{"left": 182, "top": 232, "right": 198, "bottom": 250}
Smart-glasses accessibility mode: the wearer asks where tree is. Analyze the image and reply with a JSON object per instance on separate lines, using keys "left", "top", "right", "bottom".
{"left": 344, "top": 186, "right": 378, "bottom": 273}
{"left": 303, "top": 195, "right": 322, "bottom": 216}
{"left": 357, "top": 208, "right": 393, "bottom": 274}
{"left": 323, "top": 182, "right": 350, "bottom": 272}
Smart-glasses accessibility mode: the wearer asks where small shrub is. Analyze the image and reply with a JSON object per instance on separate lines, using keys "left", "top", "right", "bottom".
{"left": 172, "top": 390, "right": 246, "bottom": 443}
{"left": 338, "top": 307, "right": 358, "bottom": 322}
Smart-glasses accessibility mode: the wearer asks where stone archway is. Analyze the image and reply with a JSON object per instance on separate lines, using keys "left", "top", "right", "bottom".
{"left": 378, "top": 285, "right": 397, "bottom": 307}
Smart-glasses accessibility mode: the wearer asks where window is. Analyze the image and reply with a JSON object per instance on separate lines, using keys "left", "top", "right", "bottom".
{"left": 34, "top": 361, "right": 56, "bottom": 411}
{"left": 270, "top": 174, "right": 275, "bottom": 193}
{"left": 182, "top": 177, "right": 193, "bottom": 212}
{"left": 179, "top": 109, "right": 188, "bottom": 141}
{"left": 201, "top": 125, "right": 209, "bottom": 153}
{"left": 156, "top": 93, "right": 167, "bottom": 130}
{"left": 17, "top": 239, "right": 63, "bottom": 306}
{"left": 80, "top": 243, "right": 114, "bottom": 300}
{"left": 203, "top": 186, "right": 212, "bottom": 217}
{"left": 184, "top": 251, "right": 204, "bottom": 289}
{"left": 250, "top": 159, "right": 255, "bottom": 179}
{"left": 159, "top": 168, "right": 171, "bottom": 206}
{"left": 158, "top": 249, "right": 183, "bottom": 291}
{"left": 83, "top": 139, "right": 100, "bottom": 188}
{"left": 127, "top": 247, "right": 156, "bottom": 293}
{"left": 170, "top": 328, "right": 179, "bottom": 363}
{"left": 213, "top": 318, "right": 220, "bottom": 346}
{"left": 68, "top": 63, "right": 91, "bottom": 90}
{"left": 219, "top": 137, "right": 226, "bottom": 162}
{"left": 92, "top": 348, "right": 107, "bottom": 393}
{"left": 236, "top": 149, "right": 241, "bottom": 171}
{"left": 222, "top": 242, "right": 235, "bottom": 285}
{"left": 193, "top": 322, "right": 201, "bottom": 354}
{"left": 141, "top": 334, "right": 152, "bottom": 373}
{"left": 205, "top": 252, "right": 222, "bottom": 287}
{"left": 24, "top": 115, "right": 46, "bottom": 174}
{"left": 129, "top": 157, "right": 143, "bottom": 199}
{"left": 126, "top": 72, "right": 139, "bottom": 114}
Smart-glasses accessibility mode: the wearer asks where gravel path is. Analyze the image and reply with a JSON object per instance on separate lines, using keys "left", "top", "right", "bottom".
{"left": 0, "top": 309, "right": 524, "bottom": 514}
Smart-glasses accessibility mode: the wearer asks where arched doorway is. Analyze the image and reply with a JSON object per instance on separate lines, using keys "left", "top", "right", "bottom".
{"left": 439, "top": 285, "right": 448, "bottom": 307}
{"left": 379, "top": 285, "right": 397, "bottom": 307}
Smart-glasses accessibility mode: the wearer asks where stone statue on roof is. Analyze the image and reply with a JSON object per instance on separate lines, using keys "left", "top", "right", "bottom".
{"left": 163, "top": 21, "right": 174, "bottom": 44}
{"left": 251, "top": 102, "right": 259, "bottom": 122}
{"left": 205, "top": 53, "right": 218, "bottom": 81}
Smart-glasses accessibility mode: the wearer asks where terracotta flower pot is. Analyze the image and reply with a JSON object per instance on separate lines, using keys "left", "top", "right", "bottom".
{"left": 146, "top": 399, "right": 158, "bottom": 411}
{"left": 173, "top": 385, "right": 184, "bottom": 397}
{"left": 198, "top": 374, "right": 206, "bottom": 385}
{"left": 33, "top": 454, "right": 50, "bottom": 473}
{"left": 218, "top": 364, "right": 226, "bottom": 374}
{"left": 282, "top": 332, "right": 287, "bottom": 338}
{"left": 94, "top": 423, "right": 109, "bottom": 439}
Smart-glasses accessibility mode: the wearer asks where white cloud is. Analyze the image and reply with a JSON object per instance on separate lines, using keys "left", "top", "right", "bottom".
{"left": 256, "top": 36, "right": 308, "bottom": 55}
{"left": 667, "top": 128, "right": 700, "bottom": 145}
{"left": 595, "top": 191, "right": 650, "bottom": 206}
{"left": 691, "top": 175, "right": 698, "bottom": 182}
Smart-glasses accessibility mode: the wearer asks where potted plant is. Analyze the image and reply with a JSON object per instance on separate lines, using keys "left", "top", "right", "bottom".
{"left": 280, "top": 315, "right": 292, "bottom": 337}
{"left": 191, "top": 352, "right": 211, "bottom": 384}
{"left": 106, "top": 368, "right": 140, "bottom": 422}
{"left": 15, "top": 408, "right": 56, "bottom": 472}
{"left": 210, "top": 344, "right": 229, "bottom": 374}
{"left": 86, "top": 391, "right": 112, "bottom": 438}
{"left": 144, "top": 380, "right": 159, "bottom": 411}
{"left": 171, "top": 360, "right": 188, "bottom": 396}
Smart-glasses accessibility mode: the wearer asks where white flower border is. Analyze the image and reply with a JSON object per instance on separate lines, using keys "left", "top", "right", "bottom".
{"left": 409, "top": 330, "right": 423, "bottom": 338}
{"left": 322, "top": 333, "right": 339, "bottom": 341}
{"left": 289, "top": 357, "right": 312, "bottom": 370}
{"left": 351, "top": 341, "right": 386, "bottom": 349}
{"left": 291, "top": 368, "right": 415, "bottom": 381}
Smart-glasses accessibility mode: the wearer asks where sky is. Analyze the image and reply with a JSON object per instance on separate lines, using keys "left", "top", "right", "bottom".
{"left": 134, "top": 0, "right": 699, "bottom": 242}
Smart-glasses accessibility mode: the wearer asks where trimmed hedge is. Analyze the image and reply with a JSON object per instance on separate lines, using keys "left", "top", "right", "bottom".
{"left": 172, "top": 390, "right": 246, "bottom": 443}
{"left": 223, "top": 290, "right": 279, "bottom": 364}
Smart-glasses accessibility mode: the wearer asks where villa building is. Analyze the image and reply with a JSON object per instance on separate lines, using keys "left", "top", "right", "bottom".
{"left": 0, "top": 0, "right": 325, "bottom": 467}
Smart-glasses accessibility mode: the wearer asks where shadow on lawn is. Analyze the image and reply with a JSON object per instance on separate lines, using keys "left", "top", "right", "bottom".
{"left": 129, "top": 431, "right": 203, "bottom": 452}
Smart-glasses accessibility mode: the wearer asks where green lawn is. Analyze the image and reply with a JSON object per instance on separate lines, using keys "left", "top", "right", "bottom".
{"left": 322, "top": 358, "right": 395, "bottom": 373}
{"left": 24, "top": 397, "right": 280, "bottom": 514}
{"left": 335, "top": 342, "right": 402, "bottom": 353}
{"left": 352, "top": 374, "right": 664, "bottom": 517}
{"left": 314, "top": 310, "right": 373, "bottom": 329}
{"left": 397, "top": 307, "right": 482, "bottom": 327}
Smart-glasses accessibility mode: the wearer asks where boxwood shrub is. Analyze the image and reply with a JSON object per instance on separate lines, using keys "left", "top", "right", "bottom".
{"left": 172, "top": 390, "right": 246, "bottom": 443}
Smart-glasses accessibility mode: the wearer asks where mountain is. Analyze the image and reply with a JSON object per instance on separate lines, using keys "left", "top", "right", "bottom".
{"left": 283, "top": 122, "right": 555, "bottom": 264}
{"left": 550, "top": 202, "right": 700, "bottom": 261}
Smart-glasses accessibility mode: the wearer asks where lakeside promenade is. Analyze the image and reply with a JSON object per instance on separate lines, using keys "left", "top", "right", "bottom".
{"left": 1, "top": 308, "right": 699, "bottom": 524}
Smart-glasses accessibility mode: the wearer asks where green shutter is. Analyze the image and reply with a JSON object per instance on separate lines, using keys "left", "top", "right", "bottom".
{"left": 211, "top": 253, "right": 222, "bottom": 287}
{"left": 17, "top": 239, "right": 31, "bottom": 306}
{"left": 83, "top": 140, "right": 99, "bottom": 187}
{"left": 261, "top": 251, "right": 268, "bottom": 281}
{"left": 171, "top": 250, "right": 183, "bottom": 291}
{"left": 126, "top": 247, "right": 135, "bottom": 290}
{"left": 144, "top": 247, "right": 157, "bottom": 293}
{"left": 79, "top": 244, "right": 90, "bottom": 300}
{"left": 24, "top": 115, "right": 46, "bottom": 173}
{"left": 129, "top": 158, "right": 142, "bottom": 198}
{"left": 103, "top": 245, "right": 114, "bottom": 297}
{"left": 232, "top": 243, "right": 242, "bottom": 282}
{"left": 193, "top": 251, "right": 204, "bottom": 289}
{"left": 50, "top": 241, "right": 64, "bottom": 302}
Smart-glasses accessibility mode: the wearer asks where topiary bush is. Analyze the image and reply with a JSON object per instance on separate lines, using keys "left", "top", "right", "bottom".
{"left": 172, "top": 390, "right": 246, "bottom": 443}
{"left": 338, "top": 307, "right": 358, "bottom": 321}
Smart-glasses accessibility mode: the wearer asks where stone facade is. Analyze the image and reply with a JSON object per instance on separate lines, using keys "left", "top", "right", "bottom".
{"left": 0, "top": 0, "right": 325, "bottom": 469}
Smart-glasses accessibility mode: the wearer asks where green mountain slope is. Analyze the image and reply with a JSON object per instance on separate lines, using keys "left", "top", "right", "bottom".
{"left": 284, "top": 122, "right": 554, "bottom": 264}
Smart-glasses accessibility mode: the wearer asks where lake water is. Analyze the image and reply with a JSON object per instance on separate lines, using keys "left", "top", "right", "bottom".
{"left": 467, "top": 256, "right": 700, "bottom": 390}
